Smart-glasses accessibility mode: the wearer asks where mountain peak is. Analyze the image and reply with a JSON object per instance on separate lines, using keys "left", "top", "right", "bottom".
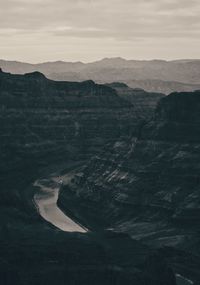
{"left": 107, "top": 82, "right": 129, "bottom": 88}
{"left": 24, "top": 71, "right": 46, "bottom": 79}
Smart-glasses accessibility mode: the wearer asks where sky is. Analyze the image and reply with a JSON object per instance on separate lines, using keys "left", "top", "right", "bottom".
{"left": 0, "top": 0, "right": 200, "bottom": 63}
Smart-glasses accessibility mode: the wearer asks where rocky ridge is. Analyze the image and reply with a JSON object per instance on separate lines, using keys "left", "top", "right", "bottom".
{"left": 2, "top": 58, "right": 200, "bottom": 94}
{"left": 0, "top": 69, "right": 137, "bottom": 201}
{"left": 107, "top": 82, "right": 164, "bottom": 120}
{"left": 60, "top": 90, "right": 200, "bottom": 284}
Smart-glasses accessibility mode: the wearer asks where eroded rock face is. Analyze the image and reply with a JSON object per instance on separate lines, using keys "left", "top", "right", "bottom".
{"left": 0, "top": 70, "right": 176, "bottom": 285}
{"left": 61, "top": 91, "right": 200, "bottom": 284}
{"left": 0, "top": 70, "right": 138, "bottom": 204}
{"left": 107, "top": 82, "right": 164, "bottom": 121}
{"left": 68, "top": 91, "right": 200, "bottom": 225}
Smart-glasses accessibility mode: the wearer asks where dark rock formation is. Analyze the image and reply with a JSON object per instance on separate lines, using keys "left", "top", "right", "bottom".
{"left": 0, "top": 70, "right": 176, "bottom": 285}
{"left": 107, "top": 82, "right": 164, "bottom": 120}
{"left": 61, "top": 90, "right": 200, "bottom": 284}
{"left": 0, "top": 70, "right": 137, "bottom": 204}
{"left": 0, "top": 226, "right": 176, "bottom": 285}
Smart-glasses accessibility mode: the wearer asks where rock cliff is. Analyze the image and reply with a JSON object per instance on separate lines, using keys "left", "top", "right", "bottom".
{"left": 0, "top": 69, "right": 137, "bottom": 203}
{"left": 107, "top": 82, "right": 164, "bottom": 120}
{"left": 0, "top": 70, "right": 176, "bottom": 285}
{"left": 61, "top": 90, "right": 200, "bottom": 284}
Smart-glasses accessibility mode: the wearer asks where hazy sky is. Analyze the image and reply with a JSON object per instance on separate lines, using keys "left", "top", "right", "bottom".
{"left": 0, "top": 0, "right": 200, "bottom": 63}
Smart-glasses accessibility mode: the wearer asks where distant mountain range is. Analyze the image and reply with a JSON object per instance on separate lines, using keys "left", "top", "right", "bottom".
{"left": 1, "top": 58, "right": 200, "bottom": 94}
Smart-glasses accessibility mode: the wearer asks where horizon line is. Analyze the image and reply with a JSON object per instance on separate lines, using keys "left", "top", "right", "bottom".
{"left": 1, "top": 57, "right": 200, "bottom": 65}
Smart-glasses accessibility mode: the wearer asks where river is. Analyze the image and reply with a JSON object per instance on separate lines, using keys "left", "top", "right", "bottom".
{"left": 33, "top": 178, "right": 87, "bottom": 233}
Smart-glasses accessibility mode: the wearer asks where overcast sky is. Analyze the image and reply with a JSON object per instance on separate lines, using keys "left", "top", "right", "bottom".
{"left": 0, "top": 0, "right": 200, "bottom": 63}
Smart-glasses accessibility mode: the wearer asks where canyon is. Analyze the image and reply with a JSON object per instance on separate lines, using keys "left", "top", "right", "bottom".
{"left": 60, "top": 90, "right": 200, "bottom": 284}
{"left": 0, "top": 68, "right": 199, "bottom": 284}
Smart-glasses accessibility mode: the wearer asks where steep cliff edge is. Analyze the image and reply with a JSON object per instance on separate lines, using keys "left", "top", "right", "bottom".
{"left": 60, "top": 90, "right": 200, "bottom": 284}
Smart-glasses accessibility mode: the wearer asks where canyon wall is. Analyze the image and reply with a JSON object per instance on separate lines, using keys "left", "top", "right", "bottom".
{"left": 0, "top": 70, "right": 177, "bottom": 285}
{"left": 0, "top": 69, "right": 138, "bottom": 204}
{"left": 61, "top": 90, "right": 200, "bottom": 284}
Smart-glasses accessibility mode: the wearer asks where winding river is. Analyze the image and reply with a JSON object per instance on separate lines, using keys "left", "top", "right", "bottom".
{"left": 33, "top": 177, "right": 194, "bottom": 284}
{"left": 33, "top": 178, "right": 86, "bottom": 233}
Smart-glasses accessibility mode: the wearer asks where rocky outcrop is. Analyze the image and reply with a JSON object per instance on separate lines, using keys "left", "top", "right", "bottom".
{"left": 107, "top": 82, "right": 164, "bottom": 120}
{"left": 61, "top": 90, "right": 200, "bottom": 284}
